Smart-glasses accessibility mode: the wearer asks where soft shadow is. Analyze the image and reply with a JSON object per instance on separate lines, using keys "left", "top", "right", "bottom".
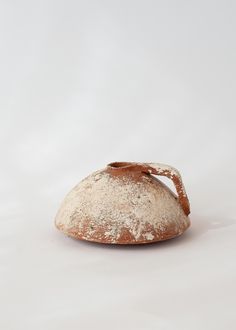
{"left": 60, "top": 215, "right": 236, "bottom": 251}
{"left": 184, "top": 214, "right": 236, "bottom": 238}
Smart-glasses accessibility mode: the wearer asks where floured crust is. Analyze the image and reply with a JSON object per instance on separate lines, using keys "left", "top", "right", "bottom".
{"left": 55, "top": 166, "right": 190, "bottom": 244}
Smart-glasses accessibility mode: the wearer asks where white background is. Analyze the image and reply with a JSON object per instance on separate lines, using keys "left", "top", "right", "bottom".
{"left": 1, "top": 1, "right": 236, "bottom": 329}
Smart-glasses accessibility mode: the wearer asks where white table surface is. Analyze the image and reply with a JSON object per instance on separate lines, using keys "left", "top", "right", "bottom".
{"left": 0, "top": 1, "right": 236, "bottom": 329}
